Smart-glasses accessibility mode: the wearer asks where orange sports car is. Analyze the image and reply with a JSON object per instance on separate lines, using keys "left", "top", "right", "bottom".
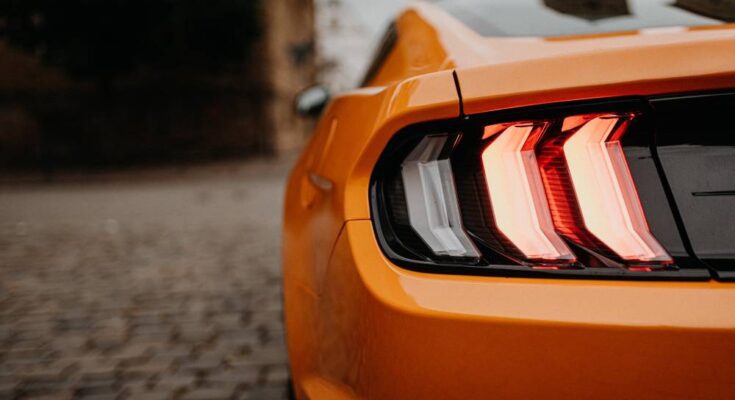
{"left": 283, "top": 1, "right": 735, "bottom": 398}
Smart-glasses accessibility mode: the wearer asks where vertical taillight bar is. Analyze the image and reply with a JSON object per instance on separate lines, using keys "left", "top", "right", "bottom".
{"left": 401, "top": 135, "right": 480, "bottom": 258}
{"left": 481, "top": 123, "right": 576, "bottom": 263}
{"left": 561, "top": 114, "right": 672, "bottom": 264}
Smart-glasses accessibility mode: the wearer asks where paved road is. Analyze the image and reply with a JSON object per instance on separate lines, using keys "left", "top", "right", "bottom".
{"left": 0, "top": 157, "right": 294, "bottom": 399}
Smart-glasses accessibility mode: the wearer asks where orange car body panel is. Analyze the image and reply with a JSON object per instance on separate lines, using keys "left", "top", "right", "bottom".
{"left": 283, "top": 3, "right": 735, "bottom": 399}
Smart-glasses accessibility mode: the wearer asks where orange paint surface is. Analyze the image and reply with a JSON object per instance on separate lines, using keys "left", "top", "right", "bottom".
{"left": 284, "top": 3, "right": 735, "bottom": 399}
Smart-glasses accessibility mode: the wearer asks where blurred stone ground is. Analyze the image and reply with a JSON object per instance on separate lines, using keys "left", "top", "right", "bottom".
{"left": 0, "top": 1, "right": 412, "bottom": 399}
{"left": 0, "top": 156, "right": 295, "bottom": 399}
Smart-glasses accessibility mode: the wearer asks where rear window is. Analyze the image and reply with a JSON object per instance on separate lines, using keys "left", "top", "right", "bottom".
{"left": 435, "top": 0, "right": 733, "bottom": 37}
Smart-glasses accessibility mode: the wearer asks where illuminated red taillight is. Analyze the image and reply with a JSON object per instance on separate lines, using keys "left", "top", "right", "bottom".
{"left": 481, "top": 122, "right": 575, "bottom": 264}
{"left": 537, "top": 113, "right": 672, "bottom": 266}
{"left": 372, "top": 102, "right": 687, "bottom": 277}
{"left": 479, "top": 113, "right": 671, "bottom": 268}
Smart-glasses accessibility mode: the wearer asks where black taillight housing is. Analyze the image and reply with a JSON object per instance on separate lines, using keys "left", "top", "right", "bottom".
{"left": 370, "top": 99, "right": 709, "bottom": 279}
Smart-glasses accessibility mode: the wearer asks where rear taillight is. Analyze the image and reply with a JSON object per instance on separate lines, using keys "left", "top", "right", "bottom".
{"left": 372, "top": 100, "right": 705, "bottom": 279}
{"left": 481, "top": 122, "right": 576, "bottom": 264}
{"left": 553, "top": 114, "right": 671, "bottom": 265}
{"left": 401, "top": 134, "right": 480, "bottom": 258}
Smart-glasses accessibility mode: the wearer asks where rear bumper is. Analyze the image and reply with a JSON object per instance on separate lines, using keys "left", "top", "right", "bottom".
{"left": 290, "top": 220, "right": 735, "bottom": 400}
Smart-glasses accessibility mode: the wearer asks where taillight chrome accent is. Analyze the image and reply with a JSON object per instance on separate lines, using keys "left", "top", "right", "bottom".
{"left": 401, "top": 135, "right": 480, "bottom": 258}
{"left": 481, "top": 123, "right": 576, "bottom": 263}
{"left": 561, "top": 114, "right": 671, "bottom": 264}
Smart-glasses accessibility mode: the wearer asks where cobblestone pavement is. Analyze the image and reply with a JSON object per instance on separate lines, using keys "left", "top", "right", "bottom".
{"left": 0, "top": 157, "right": 294, "bottom": 399}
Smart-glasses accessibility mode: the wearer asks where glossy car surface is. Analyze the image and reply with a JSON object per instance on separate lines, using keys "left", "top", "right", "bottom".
{"left": 283, "top": 2, "right": 735, "bottom": 398}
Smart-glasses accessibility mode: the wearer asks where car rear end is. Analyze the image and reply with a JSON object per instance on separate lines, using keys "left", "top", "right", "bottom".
{"left": 359, "top": 94, "right": 735, "bottom": 400}
{"left": 284, "top": 3, "right": 735, "bottom": 399}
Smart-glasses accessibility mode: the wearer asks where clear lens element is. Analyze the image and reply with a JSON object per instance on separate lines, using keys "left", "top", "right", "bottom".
{"left": 401, "top": 135, "right": 480, "bottom": 258}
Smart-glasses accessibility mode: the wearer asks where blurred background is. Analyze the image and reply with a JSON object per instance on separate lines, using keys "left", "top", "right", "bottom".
{"left": 0, "top": 0, "right": 405, "bottom": 399}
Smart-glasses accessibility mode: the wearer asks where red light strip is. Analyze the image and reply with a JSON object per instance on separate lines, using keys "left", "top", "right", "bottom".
{"left": 482, "top": 123, "right": 576, "bottom": 263}
{"left": 561, "top": 114, "right": 671, "bottom": 263}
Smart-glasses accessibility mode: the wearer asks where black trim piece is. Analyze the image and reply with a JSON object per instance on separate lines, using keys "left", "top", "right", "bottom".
{"left": 648, "top": 89, "right": 735, "bottom": 279}
{"left": 370, "top": 96, "right": 717, "bottom": 281}
{"left": 692, "top": 190, "right": 735, "bottom": 197}
{"left": 648, "top": 87, "right": 735, "bottom": 102}
{"left": 715, "top": 271, "right": 735, "bottom": 281}
{"left": 648, "top": 125, "right": 710, "bottom": 272}
{"left": 452, "top": 70, "right": 465, "bottom": 117}
{"left": 620, "top": 102, "right": 701, "bottom": 269}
